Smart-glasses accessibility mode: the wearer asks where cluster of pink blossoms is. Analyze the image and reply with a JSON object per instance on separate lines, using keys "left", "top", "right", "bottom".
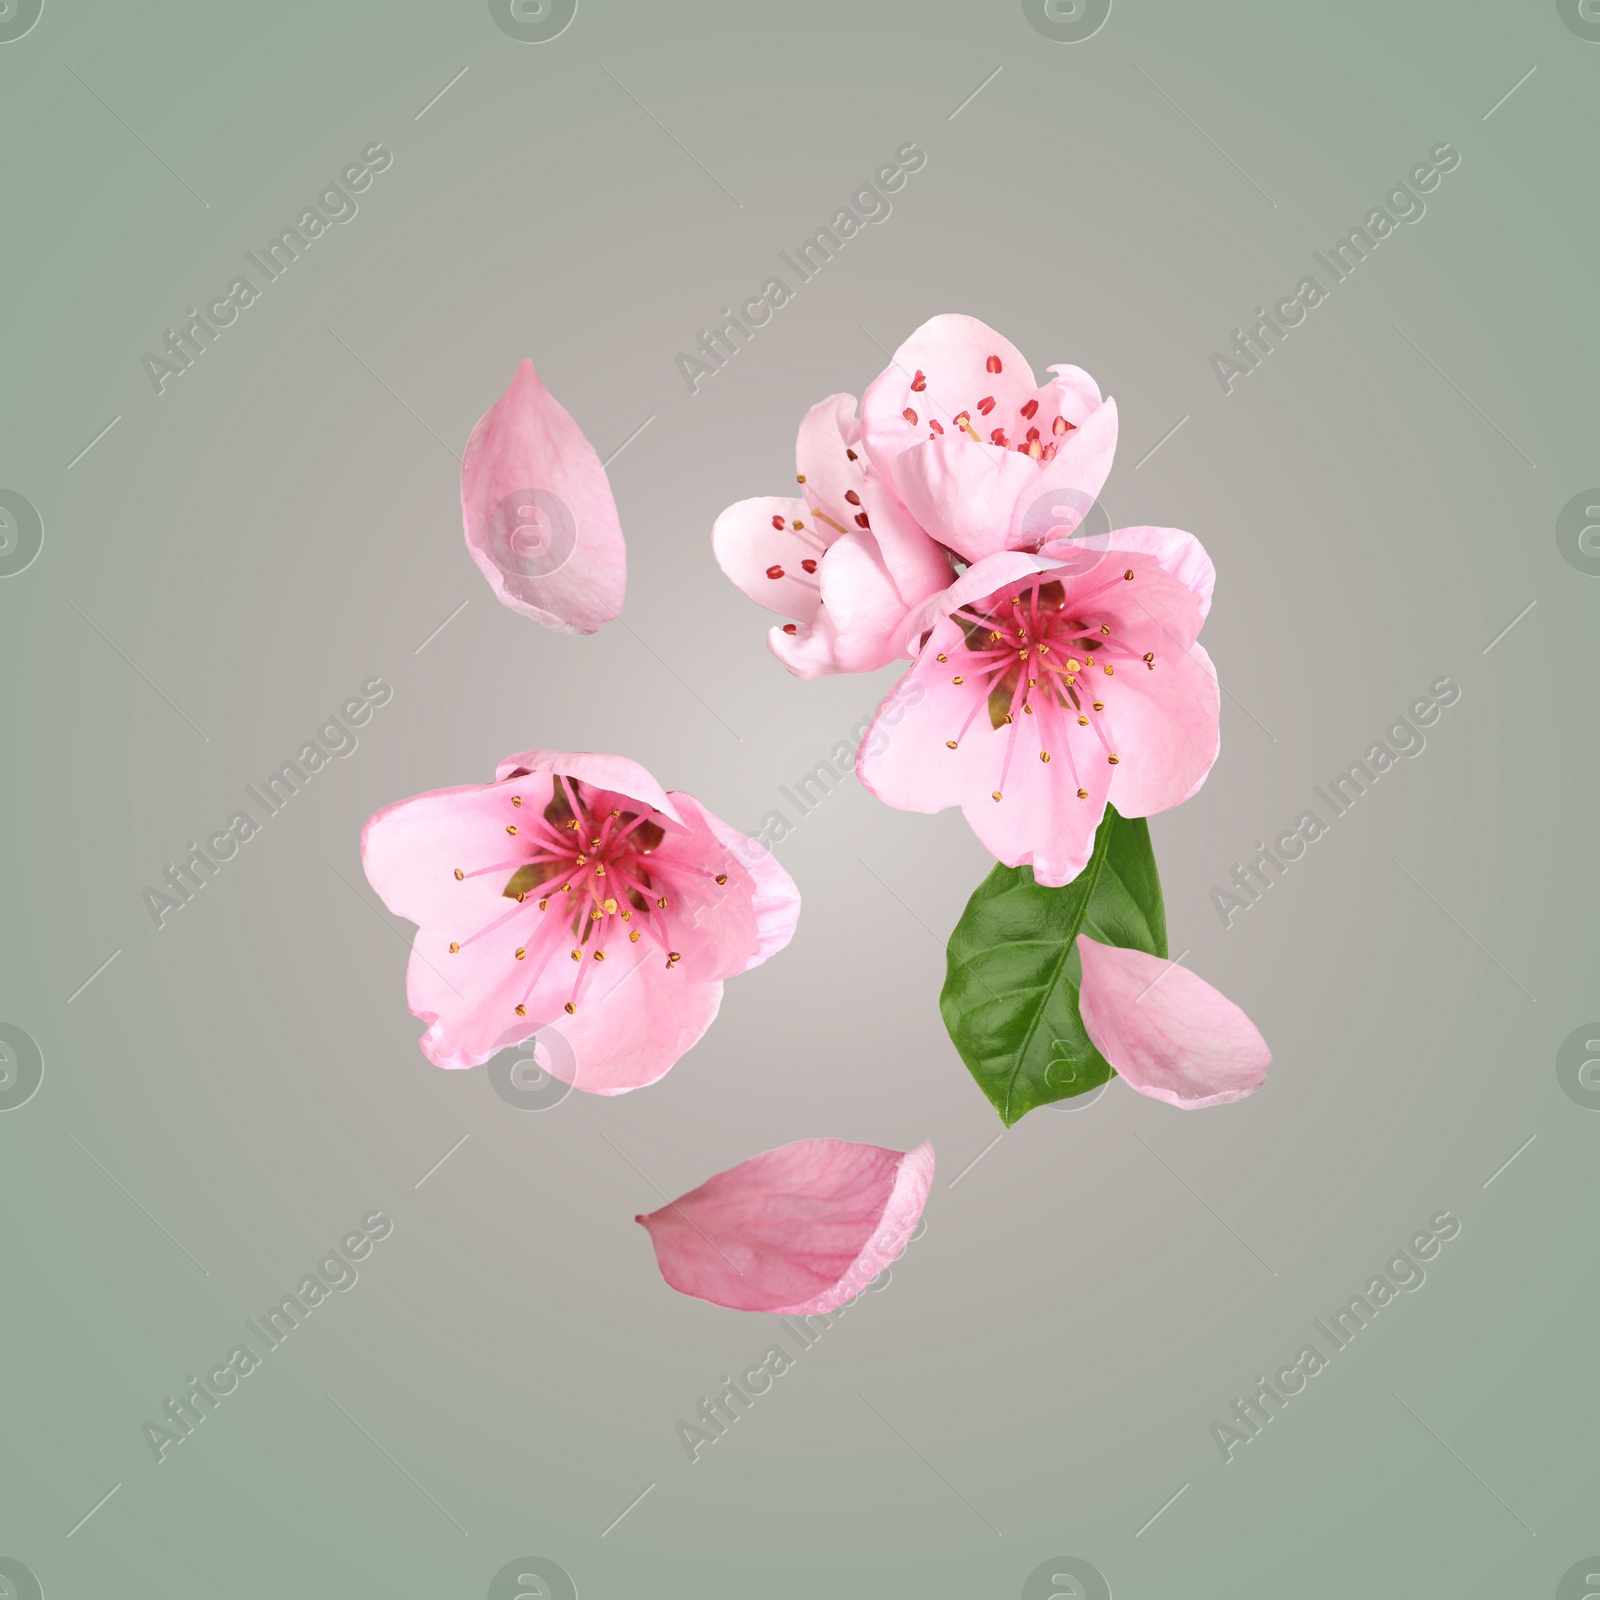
{"left": 715, "top": 313, "right": 1220, "bottom": 889}
{"left": 355, "top": 316, "right": 1269, "bottom": 1318}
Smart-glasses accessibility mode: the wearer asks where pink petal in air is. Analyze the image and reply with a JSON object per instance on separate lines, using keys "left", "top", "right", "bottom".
{"left": 636, "top": 1138, "right": 934, "bottom": 1314}
{"left": 1076, "top": 936, "right": 1270, "bottom": 1109}
{"left": 461, "top": 359, "right": 627, "bottom": 635}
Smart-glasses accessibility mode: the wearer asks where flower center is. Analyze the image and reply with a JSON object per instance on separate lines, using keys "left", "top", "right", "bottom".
{"left": 447, "top": 776, "right": 728, "bottom": 1020}
{"left": 903, "top": 356, "right": 1077, "bottom": 458}
{"left": 938, "top": 571, "right": 1155, "bottom": 801}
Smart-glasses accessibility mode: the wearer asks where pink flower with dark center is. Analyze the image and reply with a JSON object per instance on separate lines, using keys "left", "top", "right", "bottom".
{"left": 361, "top": 751, "right": 799, "bottom": 1090}
{"left": 461, "top": 359, "right": 627, "bottom": 635}
{"left": 714, "top": 393, "right": 952, "bottom": 676}
{"left": 859, "top": 314, "right": 1119, "bottom": 566}
{"left": 857, "top": 529, "right": 1220, "bottom": 886}
{"left": 636, "top": 1137, "right": 934, "bottom": 1313}
{"left": 1076, "top": 936, "right": 1270, "bottom": 1108}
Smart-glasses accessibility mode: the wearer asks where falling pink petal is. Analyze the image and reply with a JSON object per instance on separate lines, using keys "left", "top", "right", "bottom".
{"left": 461, "top": 359, "right": 627, "bottom": 634}
{"left": 1076, "top": 936, "right": 1270, "bottom": 1108}
{"left": 636, "top": 1138, "right": 934, "bottom": 1313}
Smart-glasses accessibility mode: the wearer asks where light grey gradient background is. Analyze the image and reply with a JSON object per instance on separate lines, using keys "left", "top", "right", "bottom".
{"left": 1, "top": 3, "right": 1594, "bottom": 1596}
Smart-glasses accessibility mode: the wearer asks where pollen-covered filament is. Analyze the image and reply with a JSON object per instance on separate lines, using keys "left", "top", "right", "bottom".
{"left": 449, "top": 775, "right": 724, "bottom": 1018}
{"left": 942, "top": 572, "right": 1153, "bottom": 800}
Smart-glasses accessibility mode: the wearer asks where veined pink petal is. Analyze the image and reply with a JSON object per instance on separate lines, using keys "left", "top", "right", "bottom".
{"left": 636, "top": 1139, "right": 934, "bottom": 1314}
{"left": 360, "top": 751, "right": 795, "bottom": 1087}
{"left": 1076, "top": 936, "right": 1270, "bottom": 1109}
{"left": 712, "top": 495, "right": 820, "bottom": 621}
{"left": 794, "top": 392, "right": 865, "bottom": 530}
{"left": 1085, "top": 524, "right": 1216, "bottom": 622}
{"left": 461, "top": 359, "right": 626, "bottom": 635}
{"left": 494, "top": 749, "right": 684, "bottom": 827}
{"left": 860, "top": 313, "right": 1118, "bottom": 565}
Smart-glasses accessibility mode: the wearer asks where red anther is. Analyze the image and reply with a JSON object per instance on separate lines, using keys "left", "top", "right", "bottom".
{"left": 976, "top": 396, "right": 996, "bottom": 415}
{"left": 844, "top": 489, "right": 861, "bottom": 505}
{"left": 990, "top": 428, "right": 1008, "bottom": 447}
{"left": 1027, "top": 439, "right": 1043, "bottom": 460}
{"left": 766, "top": 564, "right": 785, "bottom": 580}
{"left": 800, "top": 558, "right": 817, "bottom": 573}
{"left": 910, "top": 370, "right": 927, "bottom": 391}
{"left": 1020, "top": 398, "right": 1039, "bottom": 419}
{"left": 953, "top": 410, "right": 970, "bottom": 425}
{"left": 1025, "top": 426, "right": 1040, "bottom": 442}
{"left": 1052, "top": 415, "right": 1073, "bottom": 436}
{"left": 854, "top": 512, "right": 870, "bottom": 529}
{"left": 1041, "top": 444, "right": 1056, "bottom": 462}
{"left": 928, "top": 418, "right": 944, "bottom": 435}
{"left": 770, "top": 514, "right": 785, "bottom": 529}
{"left": 903, "top": 407, "right": 918, "bottom": 424}
{"left": 782, "top": 623, "right": 797, "bottom": 634}
{"left": 986, "top": 354, "right": 1002, "bottom": 373}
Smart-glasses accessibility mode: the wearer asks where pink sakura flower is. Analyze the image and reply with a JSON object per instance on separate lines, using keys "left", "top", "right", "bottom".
{"left": 461, "top": 359, "right": 627, "bottom": 635}
{"left": 858, "top": 314, "right": 1119, "bottom": 566}
{"left": 1076, "top": 936, "right": 1270, "bottom": 1108}
{"left": 360, "top": 751, "right": 799, "bottom": 1091}
{"left": 636, "top": 1138, "right": 934, "bottom": 1313}
{"left": 713, "top": 393, "right": 953, "bottom": 677}
{"left": 857, "top": 530, "right": 1220, "bottom": 886}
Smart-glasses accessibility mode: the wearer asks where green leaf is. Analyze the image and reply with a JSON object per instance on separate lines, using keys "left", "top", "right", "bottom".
{"left": 940, "top": 806, "right": 1167, "bottom": 1127}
